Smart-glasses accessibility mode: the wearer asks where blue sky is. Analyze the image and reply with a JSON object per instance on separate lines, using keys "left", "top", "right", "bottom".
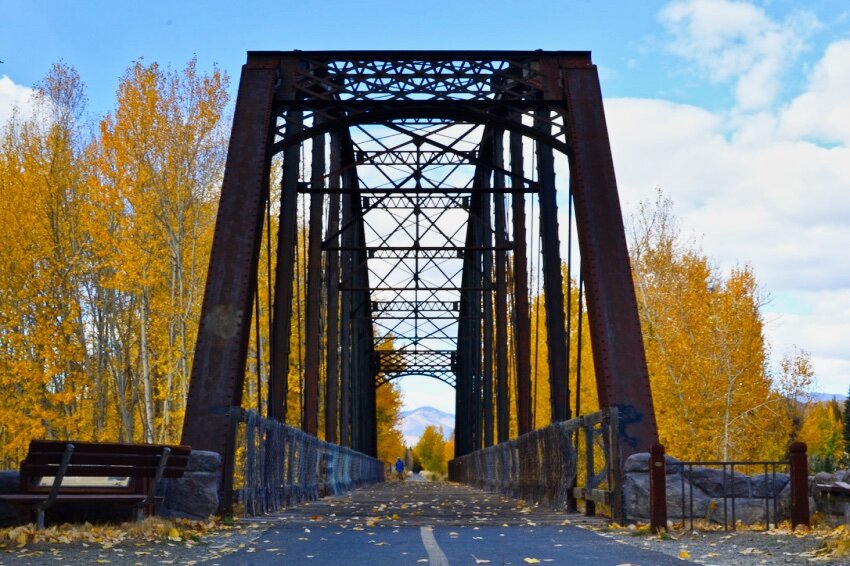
{"left": 2, "top": 1, "right": 849, "bottom": 412}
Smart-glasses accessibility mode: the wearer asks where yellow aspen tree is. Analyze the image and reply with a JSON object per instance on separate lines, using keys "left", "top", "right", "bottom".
{"left": 375, "top": 381, "right": 406, "bottom": 465}
{"left": 94, "top": 59, "right": 228, "bottom": 443}
{"left": 0, "top": 64, "right": 94, "bottom": 462}
{"left": 798, "top": 400, "right": 844, "bottom": 467}
{"left": 629, "top": 190, "right": 786, "bottom": 461}
{"left": 414, "top": 424, "right": 449, "bottom": 474}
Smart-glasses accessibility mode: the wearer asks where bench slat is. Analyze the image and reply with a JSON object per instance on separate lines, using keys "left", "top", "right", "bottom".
{"left": 0, "top": 494, "right": 150, "bottom": 503}
{"left": 24, "top": 453, "right": 190, "bottom": 467}
{"left": 22, "top": 464, "right": 187, "bottom": 478}
{"left": 27, "top": 441, "right": 190, "bottom": 456}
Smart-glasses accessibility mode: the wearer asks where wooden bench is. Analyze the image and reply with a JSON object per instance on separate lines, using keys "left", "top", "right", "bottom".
{"left": 0, "top": 440, "right": 191, "bottom": 528}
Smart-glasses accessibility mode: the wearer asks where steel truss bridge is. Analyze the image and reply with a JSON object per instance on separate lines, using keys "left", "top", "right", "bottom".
{"left": 182, "top": 51, "right": 658, "bottom": 471}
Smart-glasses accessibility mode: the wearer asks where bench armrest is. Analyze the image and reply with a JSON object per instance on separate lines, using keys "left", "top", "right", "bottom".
{"left": 38, "top": 444, "right": 74, "bottom": 511}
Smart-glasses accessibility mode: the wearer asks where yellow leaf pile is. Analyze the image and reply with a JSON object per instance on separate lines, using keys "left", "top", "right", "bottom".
{"left": 0, "top": 517, "right": 222, "bottom": 548}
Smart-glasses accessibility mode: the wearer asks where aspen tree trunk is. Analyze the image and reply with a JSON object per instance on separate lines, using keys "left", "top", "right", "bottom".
{"left": 140, "top": 287, "right": 155, "bottom": 443}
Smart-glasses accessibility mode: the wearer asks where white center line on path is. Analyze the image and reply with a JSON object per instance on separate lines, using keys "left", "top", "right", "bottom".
{"left": 420, "top": 526, "right": 450, "bottom": 566}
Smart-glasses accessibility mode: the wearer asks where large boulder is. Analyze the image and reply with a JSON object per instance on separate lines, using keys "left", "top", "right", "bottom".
{"left": 623, "top": 472, "right": 711, "bottom": 522}
{"left": 622, "top": 472, "right": 650, "bottom": 522}
{"left": 719, "top": 497, "right": 773, "bottom": 525}
{"left": 161, "top": 450, "right": 221, "bottom": 520}
{"left": 684, "top": 467, "right": 750, "bottom": 498}
{"left": 623, "top": 452, "right": 683, "bottom": 474}
{"left": 751, "top": 473, "right": 789, "bottom": 498}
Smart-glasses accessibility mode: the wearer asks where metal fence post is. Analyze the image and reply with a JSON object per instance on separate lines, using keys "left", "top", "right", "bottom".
{"left": 789, "top": 442, "right": 810, "bottom": 528}
{"left": 220, "top": 407, "right": 242, "bottom": 519}
{"left": 608, "top": 407, "right": 623, "bottom": 525}
{"left": 584, "top": 419, "right": 596, "bottom": 517}
{"left": 649, "top": 443, "right": 667, "bottom": 533}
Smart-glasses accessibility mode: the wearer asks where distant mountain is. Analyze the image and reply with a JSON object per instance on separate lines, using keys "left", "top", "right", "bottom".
{"left": 809, "top": 392, "right": 847, "bottom": 404}
{"left": 400, "top": 406, "right": 455, "bottom": 447}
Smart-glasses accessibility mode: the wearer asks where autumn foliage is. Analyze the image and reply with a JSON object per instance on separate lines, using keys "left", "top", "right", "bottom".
{"left": 0, "top": 60, "right": 228, "bottom": 466}
{"left": 0, "top": 61, "right": 842, "bottom": 472}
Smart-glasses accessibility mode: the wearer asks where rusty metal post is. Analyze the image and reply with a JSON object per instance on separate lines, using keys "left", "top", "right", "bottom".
{"left": 607, "top": 407, "right": 624, "bottom": 525}
{"left": 456, "top": 188, "right": 480, "bottom": 456}
{"left": 338, "top": 133, "right": 357, "bottom": 448}
{"left": 182, "top": 63, "right": 277, "bottom": 454}
{"left": 303, "top": 131, "right": 325, "bottom": 436}
{"left": 219, "top": 406, "right": 242, "bottom": 517}
{"left": 649, "top": 443, "right": 667, "bottom": 533}
{"left": 535, "top": 109, "right": 570, "bottom": 423}
{"left": 482, "top": 187, "right": 494, "bottom": 447}
{"left": 493, "top": 129, "right": 510, "bottom": 444}
{"left": 269, "top": 109, "right": 303, "bottom": 424}
{"left": 584, "top": 420, "right": 596, "bottom": 517}
{"left": 510, "top": 128, "right": 532, "bottom": 436}
{"left": 324, "top": 132, "right": 342, "bottom": 444}
{"left": 789, "top": 442, "right": 810, "bottom": 528}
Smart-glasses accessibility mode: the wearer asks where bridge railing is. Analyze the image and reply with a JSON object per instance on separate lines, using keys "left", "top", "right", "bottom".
{"left": 225, "top": 409, "right": 383, "bottom": 517}
{"left": 449, "top": 407, "right": 622, "bottom": 523}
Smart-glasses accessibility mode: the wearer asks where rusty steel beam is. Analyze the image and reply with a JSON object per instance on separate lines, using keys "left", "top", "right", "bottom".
{"left": 561, "top": 60, "right": 658, "bottom": 457}
{"left": 324, "top": 132, "right": 342, "bottom": 444}
{"left": 510, "top": 128, "right": 532, "bottom": 436}
{"left": 493, "top": 129, "right": 510, "bottom": 444}
{"left": 481, "top": 184, "right": 494, "bottom": 448}
{"left": 535, "top": 109, "right": 570, "bottom": 423}
{"left": 339, "top": 131, "right": 359, "bottom": 448}
{"left": 268, "top": 110, "right": 302, "bottom": 424}
{"left": 302, "top": 130, "right": 325, "bottom": 436}
{"left": 181, "top": 64, "right": 277, "bottom": 453}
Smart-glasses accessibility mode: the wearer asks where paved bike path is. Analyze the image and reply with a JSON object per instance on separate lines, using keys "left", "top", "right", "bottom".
{"left": 208, "top": 522, "right": 689, "bottom": 565}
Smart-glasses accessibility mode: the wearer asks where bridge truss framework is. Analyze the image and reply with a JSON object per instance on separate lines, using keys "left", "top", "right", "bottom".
{"left": 182, "top": 50, "right": 658, "bottom": 465}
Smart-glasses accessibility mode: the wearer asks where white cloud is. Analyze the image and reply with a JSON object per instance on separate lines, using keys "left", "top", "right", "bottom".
{"left": 605, "top": 35, "right": 850, "bottom": 396}
{"left": 0, "top": 75, "right": 35, "bottom": 127}
{"left": 660, "top": 0, "right": 819, "bottom": 110}
{"left": 779, "top": 40, "right": 850, "bottom": 145}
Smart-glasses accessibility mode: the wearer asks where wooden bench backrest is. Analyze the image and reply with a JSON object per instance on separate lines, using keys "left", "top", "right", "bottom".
{"left": 21, "top": 440, "right": 192, "bottom": 492}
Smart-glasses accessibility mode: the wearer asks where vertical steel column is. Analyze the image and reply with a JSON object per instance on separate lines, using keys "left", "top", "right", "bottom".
{"left": 481, "top": 192, "right": 494, "bottom": 448}
{"left": 269, "top": 109, "right": 303, "bottom": 424}
{"left": 352, "top": 193, "right": 376, "bottom": 455}
{"left": 182, "top": 63, "right": 276, "bottom": 454}
{"left": 455, "top": 193, "right": 479, "bottom": 456}
{"left": 510, "top": 128, "right": 532, "bottom": 435}
{"left": 561, "top": 61, "right": 658, "bottom": 455}
{"left": 480, "top": 143, "right": 494, "bottom": 447}
{"left": 535, "top": 110, "right": 570, "bottom": 423}
{"left": 339, "top": 188, "right": 353, "bottom": 447}
{"left": 303, "top": 131, "right": 325, "bottom": 436}
{"left": 493, "top": 129, "right": 510, "bottom": 444}
{"left": 339, "top": 136, "right": 358, "bottom": 450}
{"left": 324, "top": 133, "right": 342, "bottom": 444}
{"left": 470, "top": 180, "right": 485, "bottom": 451}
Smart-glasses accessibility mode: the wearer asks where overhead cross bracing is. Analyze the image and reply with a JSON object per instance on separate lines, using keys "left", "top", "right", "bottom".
{"left": 182, "top": 50, "right": 659, "bottom": 470}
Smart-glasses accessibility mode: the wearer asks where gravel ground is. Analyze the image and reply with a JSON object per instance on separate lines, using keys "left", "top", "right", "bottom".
{"left": 591, "top": 524, "right": 847, "bottom": 565}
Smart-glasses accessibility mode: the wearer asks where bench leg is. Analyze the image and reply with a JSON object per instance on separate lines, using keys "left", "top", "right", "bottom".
{"left": 135, "top": 506, "right": 144, "bottom": 523}
{"left": 36, "top": 509, "right": 45, "bottom": 530}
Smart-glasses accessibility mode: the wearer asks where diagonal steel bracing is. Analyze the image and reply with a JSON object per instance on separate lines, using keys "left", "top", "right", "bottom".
{"left": 183, "top": 51, "right": 657, "bottom": 469}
